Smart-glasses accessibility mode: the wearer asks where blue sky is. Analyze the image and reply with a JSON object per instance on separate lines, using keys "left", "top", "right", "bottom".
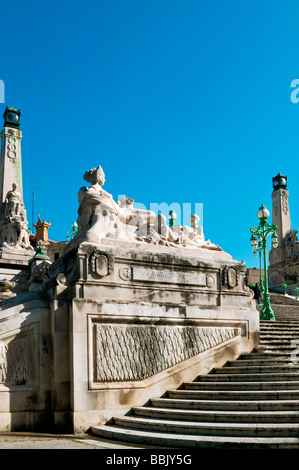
{"left": 1, "top": 0, "right": 299, "bottom": 267}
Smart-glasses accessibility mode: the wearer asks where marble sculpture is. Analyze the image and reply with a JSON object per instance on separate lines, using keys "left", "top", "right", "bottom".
{"left": 76, "top": 165, "right": 221, "bottom": 251}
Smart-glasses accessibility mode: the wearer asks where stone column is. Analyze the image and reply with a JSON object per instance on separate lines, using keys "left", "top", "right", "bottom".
{"left": 0, "top": 107, "right": 34, "bottom": 261}
{"left": 0, "top": 108, "right": 23, "bottom": 204}
{"left": 271, "top": 174, "right": 291, "bottom": 245}
{"left": 269, "top": 173, "right": 293, "bottom": 290}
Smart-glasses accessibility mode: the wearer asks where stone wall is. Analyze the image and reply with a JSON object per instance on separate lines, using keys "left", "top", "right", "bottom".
{"left": 0, "top": 292, "right": 52, "bottom": 431}
{"left": 246, "top": 268, "right": 264, "bottom": 286}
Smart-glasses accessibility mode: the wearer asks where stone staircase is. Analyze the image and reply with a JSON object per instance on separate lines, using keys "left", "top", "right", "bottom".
{"left": 259, "top": 293, "right": 299, "bottom": 322}
{"left": 91, "top": 303, "right": 299, "bottom": 448}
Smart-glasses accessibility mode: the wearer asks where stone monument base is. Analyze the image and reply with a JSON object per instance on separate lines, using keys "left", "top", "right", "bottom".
{"left": 0, "top": 239, "right": 259, "bottom": 433}
{"left": 54, "top": 241, "right": 258, "bottom": 432}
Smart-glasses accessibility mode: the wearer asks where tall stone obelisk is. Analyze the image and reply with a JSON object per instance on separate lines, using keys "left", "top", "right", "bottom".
{"left": 271, "top": 173, "right": 291, "bottom": 244}
{"left": 0, "top": 107, "right": 23, "bottom": 204}
{"left": 269, "top": 173, "right": 299, "bottom": 291}
{"left": 0, "top": 107, "right": 33, "bottom": 261}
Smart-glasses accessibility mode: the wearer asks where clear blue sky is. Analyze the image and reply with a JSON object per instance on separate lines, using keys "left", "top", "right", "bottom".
{"left": 1, "top": 0, "right": 299, "bottom": 268}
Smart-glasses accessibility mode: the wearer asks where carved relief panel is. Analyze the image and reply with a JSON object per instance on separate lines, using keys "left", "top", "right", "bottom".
{"left": 89, "top": 322, "right": 238, "bottom": 384}
{"left": 0, "top": 325, "right": 39, "bottom": 388}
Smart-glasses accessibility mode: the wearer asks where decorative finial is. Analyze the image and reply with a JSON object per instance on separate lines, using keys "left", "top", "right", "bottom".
{"left": 3, "top": 107, "right": 21, "bottom": 128}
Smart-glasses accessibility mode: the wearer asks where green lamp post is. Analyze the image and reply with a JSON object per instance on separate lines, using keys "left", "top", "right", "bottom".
{"left": 250, "top": 204, "right": 279, "bottom": 321}
{"left": 251, "top": 235, "right": 264, "bottom": 293}
{"left": 294, "top": 287, "right": 299, "bottom": 300}
{"left": 281, "top": 283, "right": 290, "bottom": 296}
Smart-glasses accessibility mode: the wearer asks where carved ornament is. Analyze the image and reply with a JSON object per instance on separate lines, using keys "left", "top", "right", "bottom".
{"left": 89, "top": 250, "right": 113, "bottom": 278}
{"left": 222, "top": 265, "right": 239, "bottom": 288}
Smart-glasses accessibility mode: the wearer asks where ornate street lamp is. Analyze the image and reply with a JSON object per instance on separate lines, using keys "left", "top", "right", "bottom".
{"left": 250, "top": 204, "right": 279, "bottom": 321}
{"left": 281, "top": 283, "right": 290, "bottom": 296}
{"left": 294, "top": 287, "right": 299, "bottom": 300}
{"left": 67, "top": 221, "right": 78, "bottom": 241}
{"left": 169, "top": 210, "right": 177, "bottom": 229}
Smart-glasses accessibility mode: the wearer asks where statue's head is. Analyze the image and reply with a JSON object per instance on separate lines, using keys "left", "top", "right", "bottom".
{"left": 83, "top": 166, "right": 105, "bottom": 186}
{"left": 190, "top": 214, "right": 200, "bottom": 227}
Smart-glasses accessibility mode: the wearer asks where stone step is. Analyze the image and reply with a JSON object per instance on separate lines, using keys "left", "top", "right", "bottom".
{"left": 275, "top": 314, "right": 299, "bottom": 322}
{"left": 249, "top": 351, "right": 296, "bottom": 356}
{"left": 260, "top": 326, "right": 299, "bottom": 329}
{"left": 260, "top": 321, "right": 299, "bottom": 325}
{"left": 274, "top": 316, "right": 299, "bottom": 319}
{"left": 260, "top": 342, "right": 297, "bottom": 345}
{"left": 186, "top": 379, "right": 299, "bottom": 389}
{"left": 258, "top": 346, "right": 297, "bottom": 350}
{"left": 260, "top": 324, "right": 299, "bottom": 328}
{"left": 195, "top": 373, "right": 299, "bottom": 382}
{"left": 259, "top": 340, "right": 299, "bottom": 344}
{"left": 242, "top": 352, "right": 294, "bottom": 359}
{"left": 260, "top": 326, "right": 299, "bottom": 330}
{"left": 260, "top": 334, "right": 299, "bottom": 337}
{"left": 258, "top": 340, "right": 298, "bottom": 344}
{"left": 166, "top": 389, "right": 299, "bottom": 401}
{"left": 251, "top": 350, "right": 293, "bottom": 353}
{"left": 260, "top": 322, "right": 299, "bottom": 326}
{"left": 260, "top": 335, "right": 299, "bottom": 339}
{"left": 260, "top": 333, "right": 299, "bottom": 337}
{"left": 111, "top": 416, "right": 299, "bottom": 438}
{"left": 132, "top": 406, "right": 299, "bottom": 423}
{"left": 260, "top": 332, "right": 299, "bottom": 336}
{"left": 273, "top": 320, "right": 299, "bottom": 323}
{"left": 91, "top": 425, "right": 299, "bottom": 449}
{"left": 261, "top": 321, "right": 299, "bottom": 324}
{"left": 257, "top": 344, "right": 294, "bottom": 354}
{"left": 150, "top": 397, "right": 299, "bottom": 411}
{"left": 229, "top": 359, "right": 295, "bottom": 365}
{"left": 241, "top": 353, "right": 293, "bottom": 359}
{"left": 273, "top": 318, "right": 299, "bottom": 321}
{"left": 272, "top": 320, "right": 299, "bottom": 323}
{"left": 260, "top": 332, "right": 299, "bottom": 335}
{"left": 211, "top": 365, "right": 299, "bottom": 374}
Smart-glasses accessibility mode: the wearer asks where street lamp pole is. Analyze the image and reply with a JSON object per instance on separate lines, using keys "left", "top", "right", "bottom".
{"left": 250, "top": 204, "right": 279, "bottom": 321}
{"left": 252, "top": 237, "right": 264, "bottom": 293}
{"left": 281, "top": 283, "right": 290, "bottom": 296}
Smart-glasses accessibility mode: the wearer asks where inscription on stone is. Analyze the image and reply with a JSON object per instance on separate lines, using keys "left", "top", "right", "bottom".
{"left": 132, "top": 267, "right": 207, "bottom": 286}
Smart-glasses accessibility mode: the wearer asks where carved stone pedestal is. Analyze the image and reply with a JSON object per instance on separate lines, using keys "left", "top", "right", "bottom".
{"left": 45, "top": 240, "right": 259, "bottom": 433}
